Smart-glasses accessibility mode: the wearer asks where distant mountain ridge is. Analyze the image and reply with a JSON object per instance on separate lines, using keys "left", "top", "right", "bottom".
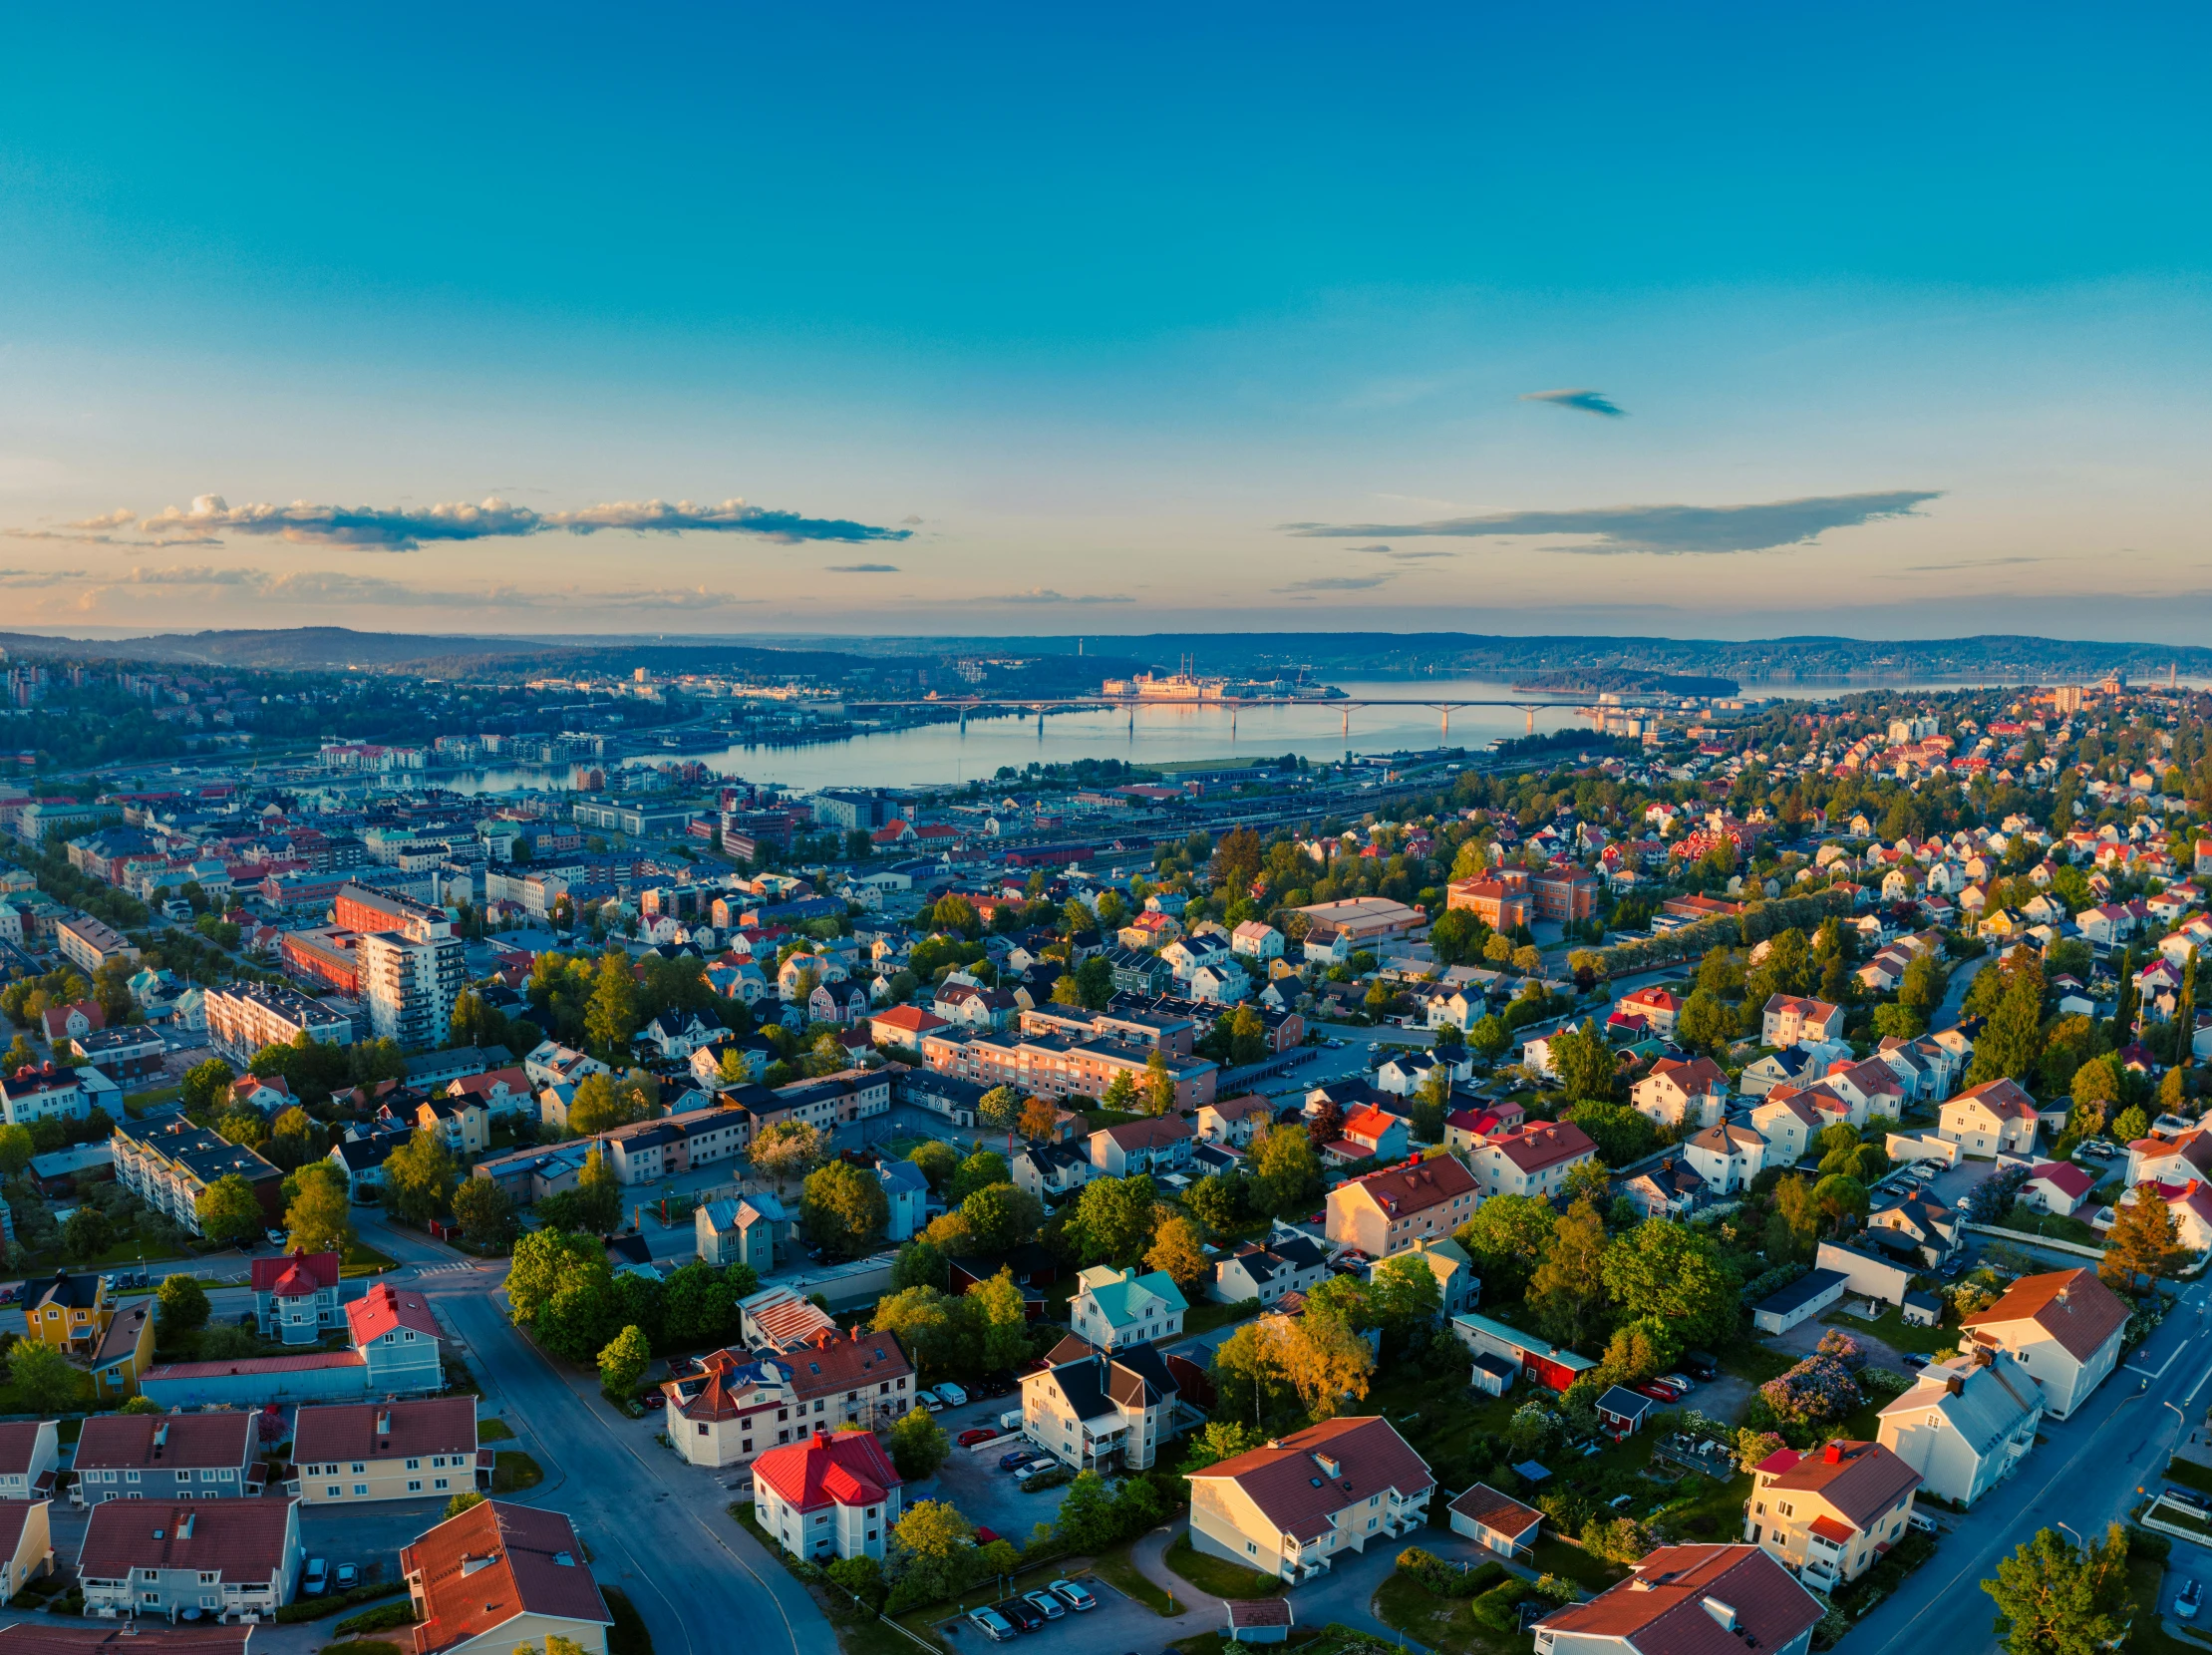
{"left": 0, "top": 625, "right": 2206, "bottom": 685}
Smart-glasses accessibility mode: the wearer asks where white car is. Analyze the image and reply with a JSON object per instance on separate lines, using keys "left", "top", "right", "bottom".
{"left": 935, "top": 1382, "right": 969, "bottom": 1407}
{"left": 914, "top": 1389, "right": 945, "bottom": 1412}
{"left": 302, "top": 1559, "right": 328, "bottom": 1596}
{"left": 1049, "top": 1579, "right": 1096, "bottom": 1612}
{"left": 1023, "top": 1592, "right": 1066, "bottom": 1621}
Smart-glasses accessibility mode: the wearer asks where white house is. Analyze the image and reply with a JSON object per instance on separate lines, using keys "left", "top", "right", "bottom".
{"left": 1877, "top": 1351, "right": 2043, "bottom": 1507}
{"left": 752, "top": 1429, "right": 905, "bottom": 1562}
{"left": 1959, "top": 1268, "right": 2128, "bottom": 1420}
{"left": 1629, "top": 1057, "right": 1730, "bottom": 1131}
{"left": 1070, "top": 1265, "right": 1187, "bottom": 1351}
{"left": 1682, "top": 1123, "right": 1766, "bottom": 1193}
{"left": 2022, "top": 1160, "right": 2094, "bottom": 1217}
{"left": 1938, "top": 1078, "right": 2041, "bottom": 1158}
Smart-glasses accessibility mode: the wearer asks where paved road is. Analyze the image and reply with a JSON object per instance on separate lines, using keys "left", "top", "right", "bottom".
{"left": 1847, "top": 1271, "right": 2212, "bottom": 1653}
{"left": 1930, "top": 952, "right": 1990, "bottom": 1034}
{"left": 357, "top": 1213, "right": 838, "bottom": 1655}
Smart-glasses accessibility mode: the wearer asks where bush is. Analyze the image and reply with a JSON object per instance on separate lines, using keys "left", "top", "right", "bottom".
{"left": 335, "top": 1603, "right": 418, "bottom": 1636}
{"left": 1017, "top": 1465, "right": 1073, "bottom": 1493}
{"left": 1859, "top": 1366, "right": 1912, "bottom": 1395}
{"left": 1469, "top": 1579, "right": 1532, "bottom": 1631}
{"left": 603, "top": 1585, "right": 654, "bottom": 1655}
{"left": 273, "top": 1583, "right": 406, "bottom": 1623}
{"left": 1395, "top": 1547, "right": 1503, "bottom": 1598}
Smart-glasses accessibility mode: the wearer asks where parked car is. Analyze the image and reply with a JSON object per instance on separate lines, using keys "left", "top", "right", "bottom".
{"left": 936, "top": 1382, "right": 970, "bottom": 1407}
{"left": 1680, "top": 1350, "right": 1719, "bottom": 1382}
{"left": 915, "top": 1390, "right": 945, "bottom": 1412}
{"left": 968, "top": 1608, "right": 1017, "bottom": 1643}
{"left": 974, "top": 1527, "right": 1003, "bottom": 1546}
{"left": 998, "top": 1598, "right": 1045, "bottom": 1633}
{"left": 2180, "top": 1579, "right": 2203, "bottom": 1621}
{"left": 1907, "top": 1511, "right": 1940, "bottom": 1536}
{"left": 1000, "top": 1450, "right": 1039, "bottom": 1472}
{"left": 1655, "top": 1374, "right": 1694, "bottom": 1396}
{"left": 998, "top": 1409, "right": 1025, "bottom": 1432}
{"left": 644, "top": 1393, "right": 666, "bottom": 1409}
{"left": 302, "top": 1559, "right": 329, "bottom": 1597}
{"left": 957, "top": 1428, "right": 998, "bottom": 1447}
{"left": 1048, "top": 1580, "right": 1096, "bottom": 1612}
{"left": 1901, "top": 1353, "right": 1931, "bottom": 1369}
{"left": 1632, "top": 1382, "right": 1679, "bottom": 1403}
{"left": 334, "top": 1564, "right": 359, "bottom": 1591}
{"left": 1023, "top": 1592, "right": 1066, "bottom": 1621}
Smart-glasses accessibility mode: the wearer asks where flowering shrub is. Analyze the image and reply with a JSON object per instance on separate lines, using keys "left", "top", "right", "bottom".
{"left": 1814, "top": 1329, "right": 1868, "bottom": 1371}
{"left": 1859, "top": 1365, "right": 1913, "bottom": 1395}
{"left": 1759, "top": 1352, "right": 1864, "bottom": 1429}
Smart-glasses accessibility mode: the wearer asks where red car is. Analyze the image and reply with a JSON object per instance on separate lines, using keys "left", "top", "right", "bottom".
{"left": 973, "top": 1527, "right": 1002, "bottom": 1546}
{"left": 957, "top": 1428, "right": 998, "bottom": 1447}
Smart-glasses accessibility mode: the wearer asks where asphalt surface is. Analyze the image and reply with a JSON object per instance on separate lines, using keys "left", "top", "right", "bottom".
{"left": 1847, "top": 1271, "right": 2212, "bottom": 1653}
{"left": 355, "top": 1213, "right": 839, "bottom": 1655}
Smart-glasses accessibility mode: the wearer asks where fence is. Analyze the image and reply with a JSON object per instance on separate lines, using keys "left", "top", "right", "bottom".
{"left": 1962, "top": 1221, "right": 2106, "bottom": 1260}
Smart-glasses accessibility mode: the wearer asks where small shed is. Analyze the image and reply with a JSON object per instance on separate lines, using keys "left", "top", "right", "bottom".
{"left": 1469, "top": 1352, "right": 1517, "bottom": 1398}
{"left": 1900, "top": 1288, "right": 1944, "bottom": 1328}
{"left": 1751, "top": 1267, "right": 1848, "bottom": 1335}
{"left": 1224, "top": 1599, "right": 1295, "bottom": 1645}
{"left": 1448, "top": 1483, "right": 1543, "bottom": 1557}
{"left": 1596, "top": 1386, "right": 1658, "bottom": 1440}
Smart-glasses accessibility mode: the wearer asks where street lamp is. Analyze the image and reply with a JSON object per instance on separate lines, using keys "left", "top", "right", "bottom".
{"left": 2054, "top": 1521, "right": 2083, "bottom": 1549}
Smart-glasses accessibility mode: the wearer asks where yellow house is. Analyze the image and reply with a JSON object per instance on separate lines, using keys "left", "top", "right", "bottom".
{"left": 88, "top": 1298, "right": 158, "bottom": 1401}
{"left": 0, "top": 1498, "right": 55, "bottom": 1597}
{"left": 1743, "top": 1439, "right": 1921, "bottom": 1591}
{"left": 417, "top": 1096, "right": 490, "bottom": 1158}
{"left": 21, "top": 1270, "right": 110, "bottom": 1357}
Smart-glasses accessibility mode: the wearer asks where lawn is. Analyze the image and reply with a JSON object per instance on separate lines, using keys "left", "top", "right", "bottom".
{"left": 1818, "top": 1302, "right": 1958, "bottom": 1356}
{"left": 1081, "top": 1107, "right": 1147, "bottom": 1132}
{"left": 601, "top": 1586, "right": 657, "bottom": 1655}
{"left": 340, "top": 1240, "right": 400, "bottom": 1276}
{"left": 2165, "top": 1458, "right": 2212, "bottom": 1498}
{"left": 1715, "top": 1339, "right": 1796, "bottom": 1386}
{"left": 489, "top": 1452, "right": 542, "bottom": 1492}
{"left": 1182, "top": 1299, "right": 1261, "bottom": 1339}
{"left": 2123, "top": 1550, "right": 2209, "bottom": 1655}
{"left": 1161, "top": 1532, "right": 1284, "bottom": 1599}
{"left": 1529, "top": 1535, "right": 1627, "bottom": 1591}
{"left": 1648, "top": 1473, "right": 1752, "bottom": 1545}
{"left": 1370, "top": 1570, "right": 1530, "bottom": 1655}
{"left": 1993, "top": 1202, "right": 2103, "bottom": 1248}
{"left": 477, "top": 1419, "right": 516, "bottom": 1444}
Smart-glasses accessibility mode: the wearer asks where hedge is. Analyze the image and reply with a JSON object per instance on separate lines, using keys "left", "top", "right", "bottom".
{"left": 1394, "top": 1548, "right": 1504, "bottom": 1599}
{"left": 273, "top": 1583, "right": 406, "bottom": 1623}
{"left": 335, "top": 1602, "right": 419, "bottom": 1636}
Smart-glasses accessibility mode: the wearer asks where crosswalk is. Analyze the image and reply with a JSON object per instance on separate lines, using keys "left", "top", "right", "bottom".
{"left": 414, "top": 1260, "right": 478, "bottom": 1277}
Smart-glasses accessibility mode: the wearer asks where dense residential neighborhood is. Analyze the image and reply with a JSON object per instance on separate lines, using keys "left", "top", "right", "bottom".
{"left": 3, "top": 662, "right": 2212, "bottom": 1655}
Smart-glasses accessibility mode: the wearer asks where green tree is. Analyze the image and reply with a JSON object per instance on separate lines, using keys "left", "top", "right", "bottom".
{"left": 890, "top": 1239, "right": 950, "bottom": 1292}
{"left": 1528, "top": 1197, "right": 1610, "bottom": 1348}
{"left": 506, "top": 1225, "right": 607, "bottom": 1323}
{"left": 1550, "top": 1020, "right": 1617, "bottom": 1102}
{"left": 1981, "top": 1522, "right": 2128, "bottom": 1655}
{"left": 157, "top": 1272, "right": 211, "bottom": 1334}
{"left": 2110, "top": 1105, "right": 2149, "bottom": 1147}
{"left": 947, "top": 1148, "right": 1011, "bottom": 1205}
{"left": 535, "top": 1268, "right": 622, "bottom": 1364}
{"left": 1075, "top": 954, "right": 1115, "bottom": 1010}
{"left": 872, "top": 1286, "right": 966, "bottom": 1378}
{"left": 1599, "top": 1219, "right": 1738, "bottom": 1348}
{"left": 62, "top": 1204, "right": 112, "bottom": 1261}
{"left": 445, "top": 1490, "right": 487, "bottom": 1519}
{"left": 977, "top": 1086, "right": 1025, "bottom": 1133}
{"left": 6, "top": 1344, "right": 82, "bottom": 1415}
{"left": 1468, "top": 1014, "right": 1510, "bottom": 1062}
{"left": 0, "top": 1124, "right": 32, "bottom": 1178}
{"left": 597, "top": 1323, "right": 652, "bottom": 1395}
{"left": 1767, "top": 1173, "right": 1820, "bottom": 1261}
{"left": 1052, "top": 1471, "right": 1122, "bottom": 1553}
{"left": 385, "top": 1128, "right": 462, "bottom": 1226}
{"left": 892, "top": 1496, "right": 973, "bottom": 1561}
{"left": 1563, "top": 1100, "right": 1658, "bottom": 1167}
{"left": 1367, "top": 1252, "right": 1443, "bottom": 1351}
{"left": 1100, "top": 1070, "right": 1140, "bottom": 1113}
{"left": 1967, "top": 979, "right": 2046, "bottom": 1088}
{"left": 572, "top": 1147, "right": 622, "bottom": 1233}
{"left": 2101, "top": 1187, "right": 2188, "bottom": 1292}
{"left": 803, "top": 1158, "right": 892, "bottom": 1257}
{"left": 286, "top": 1162, "right": 357, "bottom": 1255}
{"left": 1812, "top": 1172, "right": 1869, "bottom": 1228}
{"left": 194, "top": 1172, "right": 264, "bottom": 1246}
{"left": 1453, "top": 1193, "right": 1557, "bottom": 1296}
{"left": 566, "top": 1072, "right": 650, "bottom": 1139}
{"left": 584, "top": 951, "right": 639, "bottom": 1055}
{"left": 960, "top": 1182, "right": 1043, "bottom": 1252}
{"left": 452, "top": 1175, "right": 515, "bottom": 1249}
{"left": 905, "top": 1140, "right": 959, "bottom": 1193}
{"left": 966, "top": 1267, "right": 1033, "bottom": 1376}
{"left": 663, "top": 1259, "right": 749, "bottom": 1349}
{"left": 178, "top": 1056, "right": 237, "bottom": 1119}
{"left": 1073, "top": 1173, "right": 1158, "bottom": 1262}
{"left": 1144, "top": 1048, "right": 1177, "bottom": 1115}
{"left": 750, "top": 1119, "right": 825, "bottom": 1194}
{"left": 1676, "top": 989, "right": 1738, "bottom": 1054}
{"left": 1248, "top": 1123, "right": 1321, "bottom": 1216}
{"left": 265, "top": 1106, "right": 325, "bottom": 1171}
{"left": 1143, "top": 1214, "right": 1210, "bottom": 1290}
{"left": 1185, "top": 1170, "right": 1250, "bottom": 1231}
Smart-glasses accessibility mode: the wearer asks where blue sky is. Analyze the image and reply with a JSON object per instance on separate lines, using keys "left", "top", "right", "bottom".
{"left": 4, "top": 4, "right": 2211, "bottom": 639}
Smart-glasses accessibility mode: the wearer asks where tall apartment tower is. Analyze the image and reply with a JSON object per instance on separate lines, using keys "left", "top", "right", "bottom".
{"left": 355, "top": 908, "right": 466, "bottom": 1051}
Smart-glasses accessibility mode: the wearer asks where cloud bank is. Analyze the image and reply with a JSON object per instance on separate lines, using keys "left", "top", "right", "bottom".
{"left": 826, "top": 563, "right": 901, "bottom": 573}
{"left": 1275, "top": 574, "right": 1395, "bottom": 593}
{"left": 1284, "top": 490, "right": 1941, "bottom": 555}
{"left": 131, "top": 493, "right": 911, "bottom": 550}
{"left": 67, "top": 565, "right": 758, "bottom": 613}
{"left": 1521, "top": 388, "right": 1627, "bottom": 418}
{"left": 992, "top": 588, "right": 1134, "bottom": 605}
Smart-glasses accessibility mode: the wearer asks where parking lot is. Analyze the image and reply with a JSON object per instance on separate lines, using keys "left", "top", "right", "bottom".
{"left": 923, "top": 1568, "right": 1167, "bottom": 1655}
{"left": 910, "top": 1389, "right": 1071, "bottom": 1540}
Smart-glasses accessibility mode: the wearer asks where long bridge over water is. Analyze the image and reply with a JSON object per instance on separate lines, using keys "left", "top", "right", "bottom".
{"left": 843, "top": 694, "right": 1626, "bottom": 740}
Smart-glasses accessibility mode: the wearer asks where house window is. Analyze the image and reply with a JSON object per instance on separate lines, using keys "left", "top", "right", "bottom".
{"left": 407, "top": 1459, "right": 421, "bottom": 1470}
{"left": 409, "top": 1481, "right": 423, "bottom": 1493}
{"left": 353, "top": 1485, "right": 368, "bottom": 1496}
{"left": 435, "top": 1478, "right": 449, "bottom": 1490}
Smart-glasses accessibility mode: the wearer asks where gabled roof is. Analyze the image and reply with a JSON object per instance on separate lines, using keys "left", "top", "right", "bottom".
{"left": 347, "top": 1281, "right": 441, "bottom": 1345}
{"left": 0, "top": 1423, "right": 49, "bottom": 1477}
{"left": 1757, "top": 1439, "right": 1920, "bottom": 1529}
{"left": 1445, "top": 1482, "right": 1541, "bottom": 1539}
{"left": 293, "top": 1397, "right": 476, "bottom": 1464}
{"left": 249, "top": 1248, "right": 339, "bottom": 1295}
{"left": 78, "top": 1498, "right": 296, "bottom": 1583}
{"left": 1533, "top": 1544, "right": 1823, "bottom": 1654}
{"left": 1484, "top": 1122, "right": 1597, "bottom": 1175}
{"left": 402, "top": 1498, "right": 611, "bottom": 1655}
{"left": 2027, "top": 1160, "right": 2094, "bottom": 1199}
{"left": 1963, "top": 1268, "right": 2130, "bottom": 1362}
{"left": 1187, "top": 1417, "right": 1432, "bottom": 1543}
{"left": 1340, "top": 1152, "right": 1479, "bottom": 1213}
{"left": 1946, "top": 1077, "right": 2039, "bottom": 1123}
{"left": 74, "top": 1412, "right": 249, "bottom": 1472}
{"left": 752, "top": 1428, "right": 902, "bottom": 1512}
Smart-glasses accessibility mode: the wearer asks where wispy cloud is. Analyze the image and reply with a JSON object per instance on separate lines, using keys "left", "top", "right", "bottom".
{"left": 1354, "top": 543, "right": 1455, "bottom": 562}
{"left": 4, "top": 527, "right": 223, "bottom": 547}
{"left": 69, "top": 564, "right": 758, "bottom": 613}
{"left": 130, "top": 492, "right": 911, "bottom": 550}
{"left": 826, "top": 563, "right": 901, "bottom": 573}
{"left": 1903, "top": 554, "right": 2050, "bottom": 573}
{"left": 1521, "top": 388, "right": 1627, "bottom": 418}
{"left": 1284, "top": 491, "right": 1941, "bottom": 555}
{"left": 991, "top": 588, "right": 1134, "bottom": 605}
{"left": 0, "top": 567, "right": 86, "bottom": 588}
{"left": 68, "top": 509, "right": 138, "bottom": 530}
{"left": 1274, "top": 574, "right": 1396, "bottom": 593}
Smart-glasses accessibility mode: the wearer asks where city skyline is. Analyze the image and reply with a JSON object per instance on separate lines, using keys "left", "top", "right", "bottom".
{"left": 5, "top": 6, "right": 2211, "bottom": 641}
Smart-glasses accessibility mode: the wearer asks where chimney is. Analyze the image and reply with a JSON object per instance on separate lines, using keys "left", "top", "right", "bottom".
{"left": 376, "top": 1410, "right": 392, "bottom": 1437}
{"left": 1701, "top": 1598, "right": 1738, "bottom": 1631}
{"left": 154, "top": 1421, "right": 168, "bottom": 1451}
{"left": 1946, "top": 1373, "right": 1965, "bottom": 1397}
{"left": 1822, "top": 1442, "right": 1844, "bottom": 1465}
{"left": 177, "top": 1512, "right": 195, "bottom": 1539}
